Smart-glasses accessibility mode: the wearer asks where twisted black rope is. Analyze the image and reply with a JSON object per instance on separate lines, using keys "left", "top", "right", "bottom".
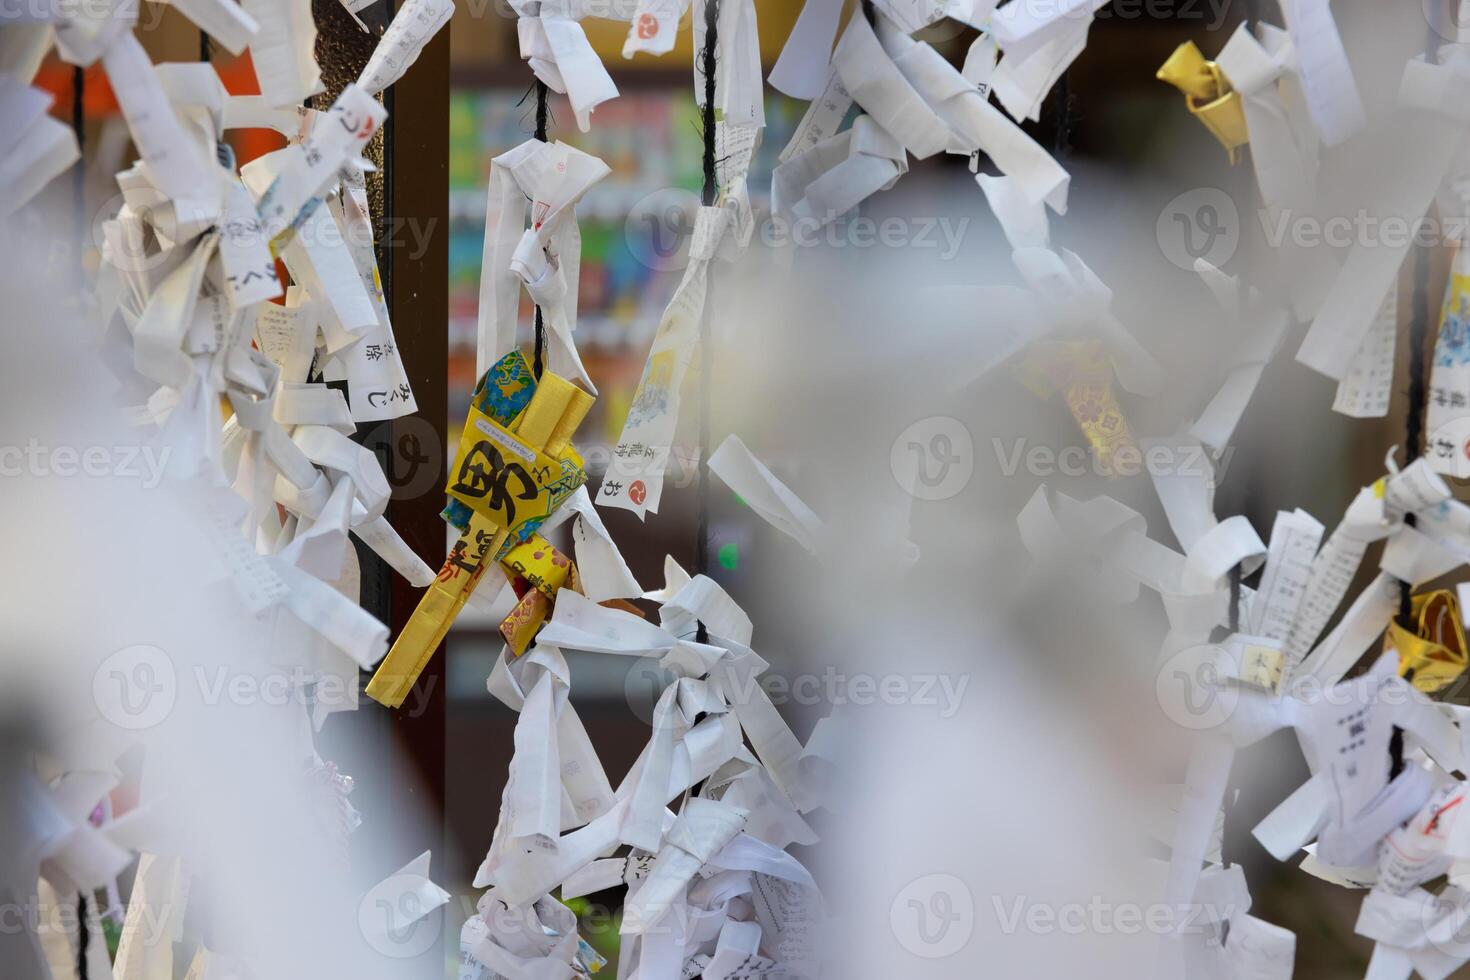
{"left": 70, "top": 65, "right": 89, "bottom": 978}
{"left": 73, "top": 64, "right": 85, "bottom": 255}
{"left": 1399, "top": 242, "right": 1431, "bottom": 629}
{"left": 1390, "top": 225, "right": 1433, "bottom": 780}
{"left": 532, "top": 80, "right": 549, "bottom": 381}
{"left": 76, "top": 892, "right": 89, "bottom": 980}
{"left": 1053, "top": 72, "right": 1072, "bottom": 159}
{"left": 693, "top": 0, "right": 720, "bottom": 645}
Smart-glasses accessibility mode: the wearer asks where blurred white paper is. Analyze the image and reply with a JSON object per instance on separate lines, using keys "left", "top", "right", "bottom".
{"left": 1332, "top": 279, "right": 1397, "bottom": 418}
{"left": 240, "top": 0, "right": 323, "bottom": 107}
{"left": 358, "top": 0, "right": 453, "bottom": 96}
{"left": 1278, "top": 0, "right": 1365, "bottom": 147}
{"left": 708, "top": 434, "right": 825, "bottom": 555}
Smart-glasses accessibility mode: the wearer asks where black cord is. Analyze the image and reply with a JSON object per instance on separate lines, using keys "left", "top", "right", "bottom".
{"left": 698, "top": 0, "right": 719, "bottom": 207}
{"left": 1400, "top": 206, "right": 1433, "bottom": 628}
{"left": 1390, "top": 202, "right": 1434, "bottom": 780}
{"left": 1053, "top": 72, "right": 1072, "bottom": 159}
{"left": 72, "top": 65, "right": 84, "bottom": 268}
{"left": 1228, "top": 565, "right": 1241, "bottom": 634}
{"left": 1217, "top": 564, "right": 1244, "bottom": 869}
{"left": 76, "top": 892, "right": 89, "bottom": 980}
{"left": 531, "top": 80, "right": 548, "bottom": 381}
{"left": 692, "top": 0, "right": 721, "bottom": 646}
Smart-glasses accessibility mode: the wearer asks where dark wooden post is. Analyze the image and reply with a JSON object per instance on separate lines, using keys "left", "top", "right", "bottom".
{"left": 310, "top": 0, "right": 451, "bottom": 970}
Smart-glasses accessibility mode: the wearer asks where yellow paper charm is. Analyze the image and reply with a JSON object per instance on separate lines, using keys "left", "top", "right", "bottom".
{"left": 1019, "top": 340, "right": 1138, "bottom": 477}
{"left": 1385, "top": 590, "right": 1469, "bottom": 694}
{"left": 1157, "top": 41, "right": 1249, "bottom": 163}
{"left": 366, "top": 352, "right": 595, "bottom": 708}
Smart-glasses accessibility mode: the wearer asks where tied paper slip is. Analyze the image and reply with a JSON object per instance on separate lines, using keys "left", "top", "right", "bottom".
{"left": 831, "top": 14, "right": 951, "bottom": 160}
{"left": 254, "top": 286, "right": 317, "bottom": 383}
{"left": 0, "top": 77, "right": 78, "bottom": 218}
{"left": 515, "top": 5, "right": 619, "bottom": 132}
{"left": 620, "top": 0, "right": 686, "bottom": 58}
{"left": 171, "top": 0, "right": 260, "bottom": 55}
{"left": 1278, "top": 0, "right": 1366, "bottom": 148}
{"left": 282, "top": 203, "right": 381, "bottom": 353}
{"left": 101, "top": 32, "right": 218, "bottom": 222}
{"left": 695, "top": 0, "right": 764, "bottom": 142}
{"left": 217, "top": 179, "right": 283, "bottom": 310}
{"left": 886, "top": 23, "right": 1070, "bottom": 212}
{"left": 1189, "top": 260, "right": 1291, "bottom": 452}
{"left": 323, "top": 181, "right": 417, "bottom": 421}
{"left": 599, "top": 207, "right": 726, "bottom": 520}
{"left": 988, "top": 0, "right": 1107, "bottom": 123}
{"left": 768, "top": 0, "right": 844, "bottom": 99}
{"left": 1332, "top": 280, "right": 1397, "bottom": 419}
{"left": 477, "top": 139, "right": 610, "bottom": 391}
{"left": 239, "top": 0, "right": 322, "bottom": 108}
{"left": 1250, "top": 509, "right": 1326, "bottom": 644}
{"left": 1427, "top": 243, "right": 1470, "bottom": 476}
{"left": 1297, "top": 56, "right": 1470, "bottom": 381}
{"left": 357, "top": 0, "right": 454, "bottom": 96}
{"left": 1214, "top": 21, "right": 1335, "bottom": 321}
{"left": 777, "top": 69, "right": 851, "bottom": 163}
{"left": 246, "top": 146, "right": 382, "bottom": 356}
{"left": 707, "top": 434, "right": 825, "bottom": 555}
{"left": 1282, "top": 461, "right": 1452, "bottom": 678}
{"left": 249, "top": 83, "right": 386, "bottom": 249}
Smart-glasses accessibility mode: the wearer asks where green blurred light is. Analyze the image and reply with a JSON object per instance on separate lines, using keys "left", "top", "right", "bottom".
{"left": 718, "top": 542, "right": 739, "bottom": 570}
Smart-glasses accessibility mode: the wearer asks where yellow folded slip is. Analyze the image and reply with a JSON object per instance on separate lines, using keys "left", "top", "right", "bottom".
{"left": 1019, "top": 340, "right": 1138, "bottom": 477}
{"left": 1386, "top": 590, "right": 1469, "bottom": 695}
{"left": 366, "top": 366, "right": 594, "bottom": 709}
{"left": 1158, "top": 41, "right": 1249, "bottom": 163}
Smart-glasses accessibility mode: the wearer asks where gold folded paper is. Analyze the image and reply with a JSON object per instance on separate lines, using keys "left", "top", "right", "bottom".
{"left": 1238, "top": 643, "right": 1285, "bottom": 694}
{"left": 1019, "top": 340, "right": 1138, "bottom": 477}
{"left": 1157, "top": 41, "right": 1249, "bottom": 163}
{"left": 498, "top": 534, "right": 579, "bottom": 656}
{"left": 366, "top": 367, "right": 594, "bottom": 709}
{"left": 1385, "top": 590, "right": 1469, "bottom": 694}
